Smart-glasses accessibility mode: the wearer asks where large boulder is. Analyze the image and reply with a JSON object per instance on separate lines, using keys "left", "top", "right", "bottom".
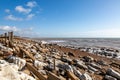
{"left": 0, "top": 60, "right": 35, "bottom": 80}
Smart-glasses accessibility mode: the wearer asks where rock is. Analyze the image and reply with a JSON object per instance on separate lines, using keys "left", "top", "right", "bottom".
{"left": 57, "top": 63, "right": 73, "bottom": 72}
{"left": 0, "top": 60, "right": 35, "bottom": 80}
{"left": 88, "top": 65, "right": 98, "bottom": 72}
{"left": 72, "top": 59, "right": 79, "bottom": 63}
{"left": 80, "top": 73, "right": 92, "bottom": 80}
{"left": 83, "top": 56, "right": 94, "bottom": 62}
{"left": 34, "top": 53, "right": 42, "bottom": 60}
{"left": 34, "top": 60, "right": 47, "bottom": 69}
{"left": 90, "top": 63, "right": 101, "bottom": 69}
{"left": 18, "top": 72, "right": 36, "bottom": 80}
{"left": 73, "top": 67, "right": 82, "bottom": 79}
{"left": 38, "top": 70, "right": 47, "bottom": 75}
{"left": 68, "top": 52, "right": 75, "bottom": 57}
{"left": 96, "top": 60, "right": 108, "bottom": 66}
{"left": 7, "top": 56, "right": 26, "bottom": 70}
{"left": 76, "top": 61, "right": 88, "bottom": 70}
{"left": 40, "top": 48, "right": 49, "bottom": 53}
{"left": 105, "top": 75, "right": 117, "bottom": 80}
{"left": 52, "top": 55, "right": 61, "bottom": 59}
{"left": 31, "top": 49, "right": 37, "bottom": 53}
{"left": 61, "top": 57, "right": 72, "bottom": 64}
{"left": 107, "top": 68, "right": 120, "bottom": 79}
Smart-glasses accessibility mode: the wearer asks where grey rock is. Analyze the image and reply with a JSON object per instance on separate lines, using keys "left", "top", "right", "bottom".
{"left": 88, "top": 65, "right": 98, "bottom": 72}
{"left": 105, "top": 75, "right": 117, "bottom": 80}
{"left": 77, "top": 61, "right": 88, "bottom": 70}
{"left": 73, "top": 67, "right": 82, "bottom": 79}
{"left": 90, "top": 63, "right": 101, "bottom": 69}
{"left": 57, "top": 63, "right": 73, "bottom": 72}
{"left": 107, "top": 68, "right": 120, "bottom": 79}
{"left": 80, "top": 73, "right": 92, "bottom": 80}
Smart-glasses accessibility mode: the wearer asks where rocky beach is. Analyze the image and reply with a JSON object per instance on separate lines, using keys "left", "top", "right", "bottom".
{"left": 0, "top": 32, "right": 119, "bottom": 80}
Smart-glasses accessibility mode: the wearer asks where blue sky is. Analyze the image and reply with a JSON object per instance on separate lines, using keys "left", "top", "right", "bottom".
{"left": 0, "top": 0, "right": 120, "bottom": 38}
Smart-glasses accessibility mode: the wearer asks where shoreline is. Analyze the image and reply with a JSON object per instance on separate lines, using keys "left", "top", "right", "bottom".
{"left": 0, "top": 33, "right": 120, "bottom": 80}
{"left": 52, "top": 44, "right": 120, "bottom": 64}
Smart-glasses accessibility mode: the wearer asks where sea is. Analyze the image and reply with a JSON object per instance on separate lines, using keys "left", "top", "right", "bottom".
{"left": 34, "top": 38, "right": 120, "bottom": 50}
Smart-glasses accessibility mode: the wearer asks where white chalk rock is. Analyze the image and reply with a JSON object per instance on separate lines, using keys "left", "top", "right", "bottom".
{"left": 0, "top": 60, "right": 8, "bottom": 67}
{"left": 0, "top": 60, "right": 35, "bottom": 80}
{"left": 105, "top": 75, "right": 117, "bottom": 80}
{"left": 31, "top": 49, "right": 37, "bottom": 53}
{"left": 9, "top": 63, "right": 19, "bottom": 71}
{"left": 34, "top": 60, "right": 47, "bottom": 69}
{"left": 107, "top": 68, "right": 120, "bottom": 79}
{"left": 80, "top": 73, "right": 92, "bottom": 80}
{"left": 34, "top": 53, "right": 42, "bottom": 60}
{"left": 8, "top": 56, "right": 26, "bottom": 70}
{"left": 1, "top": 65, "right": 19, "bottom": 80}
{"left": 18, "top": 72, "right": 35, "bottom": 80}
{"left": 8, "top": 48, "right": 13, "bottom": 51}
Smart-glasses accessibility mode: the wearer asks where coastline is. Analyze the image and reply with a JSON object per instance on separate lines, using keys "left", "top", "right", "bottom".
{"left": 0, "top": 33, "right": 120, "bottom": 80}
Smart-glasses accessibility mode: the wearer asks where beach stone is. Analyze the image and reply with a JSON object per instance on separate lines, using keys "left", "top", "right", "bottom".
{"left": 61, "top": 57, "right": 72, "bottom": 64}
{"left": 77, "top": 61, "right": 88, "bottom": 70}
{"left": 107, "top": 68, "right": 120, "bottom": 79}
{"left": 34, "top": 53, "right": 42, "bottom": 60}
{"left": 72, "top": 59, "right": 79, "bottom": 63}
{"left": 38, "top": 70, "right": 47, "bottom": 75}
{"left": 7, "top": 56, "right": 26, "bottom": 70}
{"left": 88, "top": 65, "right": 98, "bottom": 72}
{"left": 68, "top": 52, "right": 75, "bottom": 57}
{"left": 80, "top": 73, "right": 92, "bottom": 80}
{"left": 83, "top": 56, "right": 94, "bottom": 62}
{"left": 34, "top": 60, "right": 47, "bottom": 69}
{"left": 40, "top": 48, "right": 49, "bottom": 53}
{"left": 73, "top": 67, "right": 82, "bottom": 79}
{"left": 105, "top": 75, "right": 117, "bottom": 80}
{"left": 90, "top": 63, "right": 101, "bottom": 69}
{"left": 31, "top": 49, "right": 37, "bottom": 53}
{"left": 52, "top": 55, "right": 61, "bottom": 59}
{"left": 57, "top": 63, "right": 73, "bottom": 72}
{"left": 0, "top": 60, "right": 35, "bottom": 80}
{"left": 96, "top": 60, "right": 108, "bottom": 66}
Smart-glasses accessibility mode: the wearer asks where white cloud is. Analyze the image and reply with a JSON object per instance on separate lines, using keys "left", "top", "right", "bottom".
{"left": 26, "top": 1, "right": 37, "bottom": 8}
{"left": 0, "top": 26, "right": 36, "bottom": 37}
{"left": 26, "top": 14, "right": 35, "bottom": 20}
{"left": 5, "top": 15, "right": 23, "bottom": 21}
{"left": 15, "top": 6, "right": 31, "bottom": 14}
{"left": 5, "top": 9, "right": 10, "bottom": 13}
{"left": 0, "top": 26, "right": 18, "bottom": 32}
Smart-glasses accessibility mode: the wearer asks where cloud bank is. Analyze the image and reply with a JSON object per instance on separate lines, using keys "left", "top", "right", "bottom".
{"left": 0, "top": 26, "right": 36, "bottom": 37}
{"left": 5, "top": 1, "right": 39, "bottom": 21}
{"left": 5, "top": 15, "right": 23, "bottom": 21}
